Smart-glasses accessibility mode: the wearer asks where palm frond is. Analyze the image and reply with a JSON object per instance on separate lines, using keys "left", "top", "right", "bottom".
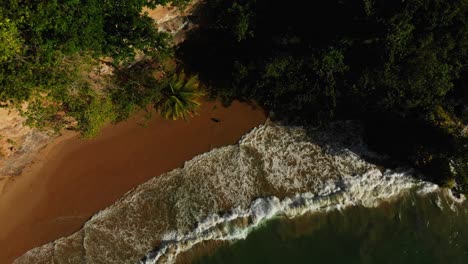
{"left": 155, "top": 72, "right": 204, "bottom": 120}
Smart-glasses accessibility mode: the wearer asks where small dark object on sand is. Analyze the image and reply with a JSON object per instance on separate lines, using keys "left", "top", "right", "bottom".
{"left": 211, "top": 118, "right": 221, "bottom": 123}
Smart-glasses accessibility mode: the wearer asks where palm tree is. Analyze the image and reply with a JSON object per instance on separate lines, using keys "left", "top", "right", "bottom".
{"left": 155, "top": 72, "right": 204, "bottom": 120}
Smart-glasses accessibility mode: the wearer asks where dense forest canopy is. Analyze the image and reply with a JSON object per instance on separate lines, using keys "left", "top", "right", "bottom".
{"left": 178, "top": 0, "right": 468, "bottom": 193}
{"left": 0, "top": 0, "right": 466, "bottom": 193}
{"left": 181, "top": 0, "right": 467, "bottom": 120}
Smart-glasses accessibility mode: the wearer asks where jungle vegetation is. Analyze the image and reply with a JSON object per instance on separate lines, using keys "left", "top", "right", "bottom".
{"left": 0, "top": 0, "right": 193, "bottom": 138}
{"left": 0, "top": 0, "right": 466, "bottom": 193}
{"left": 178, "top": 0, "right": 468, "bottom": 193}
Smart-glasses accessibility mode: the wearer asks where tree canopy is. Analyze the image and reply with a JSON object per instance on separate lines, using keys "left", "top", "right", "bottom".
{"left": 0, "top": 0, "right": 191, "bottom": 137}
{"left": 0, "top": 0, "right": 188, "bottom": 102}
{"left": 179, "top": 0, "right": 468, "bottom": 193}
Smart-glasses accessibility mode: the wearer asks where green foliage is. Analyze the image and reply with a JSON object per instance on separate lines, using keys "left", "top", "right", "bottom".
{"left": 179, "top": 0, "right": 468, "bottom": 191}
{"left": 79, "top": 96, "right": 117, "bottom": 138}
{"left": 101, "top": 0, "right": 173, "bottom": 63}
{"left": 110, "top": 58, "right": 205, "bottom": 122}
{"left": 356, "top": 0, "right": 467, "bottom": 115}
{"left": 228, "top": 2, "right": 255, "bottom": 41}
{"left": 0, "top": 18, "right": 23, "bottom": 62}
{"left": 181, "top": 0, "right": 468, "bottom": 118}
{"left": 23, "top": 99, "right": 64, "bottom": 133}
{"left": 248, "top": 48, "right": 347, "bottom": 122}
{"left": 0, "top": 0, "right": 175, "bottom": 102}
{"left": 24, "top": 90, "right": 118, "bottom": 139}
{"left": 155, "top": 72, "right": 203, "bottom": 120}
{"left": 0, "top": 0, "right": 189, "bottom": 138}
{"left": 110, "top": 59, "right": 165, "bottom": 120}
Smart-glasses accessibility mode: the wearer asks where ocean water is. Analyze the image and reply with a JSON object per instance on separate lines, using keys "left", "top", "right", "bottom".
{"left": 14, "top": 123, "right": 465, "bottom": 264}
{"left": 193, "top": 191, "right": 468, "bottom": 264}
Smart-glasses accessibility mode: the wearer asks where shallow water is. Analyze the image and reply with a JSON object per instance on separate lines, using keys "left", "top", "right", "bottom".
{"left": 194, "top": 192, "right": 468, "bottom": 264}
{"left": 15, "top": 123, "right": 458, "bottom": 264}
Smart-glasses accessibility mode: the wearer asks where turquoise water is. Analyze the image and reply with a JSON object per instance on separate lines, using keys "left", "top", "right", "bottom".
{"left": 194, "top": 192, "right": 468, "bottom": 264}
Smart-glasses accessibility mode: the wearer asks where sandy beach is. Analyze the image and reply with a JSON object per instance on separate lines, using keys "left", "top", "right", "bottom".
{"left": 0, "top": 100, "right": 265, "bottom": 264}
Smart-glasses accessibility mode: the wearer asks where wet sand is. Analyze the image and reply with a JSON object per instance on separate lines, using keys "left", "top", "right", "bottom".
{"left": 0, "top": 100, "right": 266, "bottom": 264}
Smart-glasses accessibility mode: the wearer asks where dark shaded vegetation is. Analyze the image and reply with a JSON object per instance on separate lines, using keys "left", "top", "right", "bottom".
{"left": 0, "top": 0, "right": 466, "bottom": 192}
{"left": 178, "top": 0, "right": 468, "bottom": 193}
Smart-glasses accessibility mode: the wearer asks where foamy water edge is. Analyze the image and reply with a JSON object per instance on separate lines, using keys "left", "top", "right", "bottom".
{"left": 14, "top": 122, "right": 465, "bottom": 264}
{"left": 143, "top": 169, "right": 454, "bottom": 264}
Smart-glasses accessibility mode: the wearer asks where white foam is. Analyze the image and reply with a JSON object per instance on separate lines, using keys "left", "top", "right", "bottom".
{"left": 15, "top": 122, "right": 455, "bottom": 264}
{"left": 143, "top": 169, "right": 439, "bottom": 264}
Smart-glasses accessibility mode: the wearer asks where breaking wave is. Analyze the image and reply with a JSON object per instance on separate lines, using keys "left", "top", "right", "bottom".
{"left": 15, "top": 122, "right": 460, "bottom": 264}
{"left": 144, "top": 170, "right": 440, "bottom": 264}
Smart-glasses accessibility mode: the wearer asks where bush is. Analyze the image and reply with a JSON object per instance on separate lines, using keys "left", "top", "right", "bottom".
{"left": 79, "top": 96, "right": 117, "bottom": 138}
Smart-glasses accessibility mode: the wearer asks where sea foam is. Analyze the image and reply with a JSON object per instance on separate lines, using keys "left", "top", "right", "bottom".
{"left": 14, "top": 122, "right": 450, "bottom": 264}
{"left": 143, "top": 169, "right": 438, "bottom": 264}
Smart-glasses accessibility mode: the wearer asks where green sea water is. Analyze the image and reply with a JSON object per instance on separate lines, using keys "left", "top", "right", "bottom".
{"left": 194, "top": 192, "right": 468, "bottom": 264}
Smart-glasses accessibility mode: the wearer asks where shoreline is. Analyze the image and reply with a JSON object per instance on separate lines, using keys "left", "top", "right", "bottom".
{"left": 0, "top": 99, "right": 266, "bottom": 264}
{"left": 144, "top": 169, "right": 440, "bottom": 264}
{"left": 14, "top": 122, "right": 454, "bottom": 264}
{"left": 185, "top": 188, "right": 467, "bottom": 264}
